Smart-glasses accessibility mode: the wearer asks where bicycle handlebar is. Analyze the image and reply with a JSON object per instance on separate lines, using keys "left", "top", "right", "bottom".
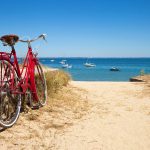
{"left": 19, "top": 34, "right": 47, "bottom": 43}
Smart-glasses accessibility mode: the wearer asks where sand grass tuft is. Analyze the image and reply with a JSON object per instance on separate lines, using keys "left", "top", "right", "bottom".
{"left": 45, "top": 70, "right": 71, "bottom": 96}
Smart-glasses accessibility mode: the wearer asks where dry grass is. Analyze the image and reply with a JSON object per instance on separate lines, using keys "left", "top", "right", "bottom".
{"left": 20, "top": 84, "right": 90, "bottom": 134}
{"left": 0, "top": 67, "right": 90, "bottom": 150}
{"left": 45, "top": 70, "right": 71, "bottom": 96}
{"left": 24, "top": 68, "right": 89, "bottom": 129}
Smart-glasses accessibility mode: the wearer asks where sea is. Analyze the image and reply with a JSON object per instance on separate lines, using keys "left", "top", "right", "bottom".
{"left": 38, "top": 58, "right": 150, "bottom": 81}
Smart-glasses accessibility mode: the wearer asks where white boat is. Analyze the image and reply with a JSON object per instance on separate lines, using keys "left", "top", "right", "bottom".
{"left": 50, "top": 59, "right": 55, "bottom": 62}
{"left": 68, "top": 65, "right": 72, "bottom": 69}
{"left": 62, "top": 64, "right": 72, "bottom": 69}
{"left": 84, "top": 62, "right": 96, "bottom": 67}
{"left": 59, "top": 60, "right": 66, "bottom": 64}
{"left": 84, "top": 58, "right": 96, "bottom": 67}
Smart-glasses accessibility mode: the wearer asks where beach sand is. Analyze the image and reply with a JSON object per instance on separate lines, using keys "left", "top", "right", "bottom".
{"left": 0, "top": 81, "right": 150, "bottom": 150}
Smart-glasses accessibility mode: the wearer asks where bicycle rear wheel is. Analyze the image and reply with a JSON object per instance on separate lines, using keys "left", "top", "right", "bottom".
{"left": 34, "top": 62, "right": 47, "bottom": 106}
{"left": 0, "top": 60, "right": 21, "bottom": 128}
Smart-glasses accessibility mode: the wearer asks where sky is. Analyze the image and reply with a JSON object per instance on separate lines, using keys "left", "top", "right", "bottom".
{"left": 0, "top": 0, "right": 150, "bottom": 57}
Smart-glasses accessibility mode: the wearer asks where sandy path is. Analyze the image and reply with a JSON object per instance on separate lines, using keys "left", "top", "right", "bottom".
{"left": 54, "top": 82, "right": 150, "bottom": 150}
{"left": 0, "top": 81, "right": 150, "bottom": 150}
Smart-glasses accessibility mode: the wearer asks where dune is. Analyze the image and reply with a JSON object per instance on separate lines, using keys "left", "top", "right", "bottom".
{"left": 0, "top": 80, "right": 150, "bottom": 150}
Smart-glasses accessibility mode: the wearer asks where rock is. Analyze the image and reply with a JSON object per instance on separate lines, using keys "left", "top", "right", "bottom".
{"left": 130, "top": 75, "right": 150, "bottom": 82}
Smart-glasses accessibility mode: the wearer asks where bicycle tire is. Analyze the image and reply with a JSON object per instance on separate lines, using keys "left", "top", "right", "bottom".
{"left": 33, "top": 62, "right": 47, "bottom": 106}
{"left": 0, "top": 59, "right": 21, "bottom": 128}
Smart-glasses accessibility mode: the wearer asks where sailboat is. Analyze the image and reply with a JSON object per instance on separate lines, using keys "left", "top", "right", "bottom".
{"left": 84, "top": 58, "right": 96, "bottom": 67}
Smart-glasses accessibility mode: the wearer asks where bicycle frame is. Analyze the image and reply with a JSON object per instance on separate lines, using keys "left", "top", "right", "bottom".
{"left": 0, "top": 45, "right": 39, "bottom": 102}
{"left": 0, "top": 34, "right": 46, "bottom": 103}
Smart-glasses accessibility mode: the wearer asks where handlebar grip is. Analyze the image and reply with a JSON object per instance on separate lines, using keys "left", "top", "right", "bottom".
{"left": 19, "top": 34, "right": 47, "bottom": 43}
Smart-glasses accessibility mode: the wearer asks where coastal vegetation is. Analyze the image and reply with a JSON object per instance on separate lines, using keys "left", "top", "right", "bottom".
{"left": 45, "top": 70, "right": 71, "bottom": 96}
{"left": 24, "top": 68, "right": 89, "bottom": 126}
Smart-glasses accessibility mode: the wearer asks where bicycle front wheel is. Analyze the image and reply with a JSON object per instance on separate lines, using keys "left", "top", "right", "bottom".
{"left": 34, "top": 62, "right": 47, "bottom": 106}
{"left": 0, "top": 60, "right": 21, "bottom": 128}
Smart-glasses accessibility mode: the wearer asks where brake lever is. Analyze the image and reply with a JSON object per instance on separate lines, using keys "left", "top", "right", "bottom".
{"left": 39, "top": 34, "right": 47, "bottom": 43}
{"left": 43, "top": 36, "right": 47, "bottom": 43}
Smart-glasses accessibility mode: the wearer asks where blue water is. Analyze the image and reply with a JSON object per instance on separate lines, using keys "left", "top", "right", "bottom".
{"left": 39, "top": 58, "right": 150, "bottom": 81}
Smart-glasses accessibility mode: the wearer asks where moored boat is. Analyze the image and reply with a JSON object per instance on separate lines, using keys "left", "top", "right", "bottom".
{"left": 110, "top": 67, "right": 120, "bottom": 71}
{"left": 84, "top": 62, "right": 96, "bottom": 67}
{"left": 50, "top": 59, "right": 55, "bottom": 62}
{"left": 62, "top": 63, "right": 72, "bottom": 69}
{"left": 59, "top": 60, "right": 66, "bottom": 64}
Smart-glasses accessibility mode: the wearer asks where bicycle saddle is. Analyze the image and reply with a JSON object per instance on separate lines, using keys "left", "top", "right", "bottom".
{"left": 0, "top": 35, "right": 19, "bottom": 46}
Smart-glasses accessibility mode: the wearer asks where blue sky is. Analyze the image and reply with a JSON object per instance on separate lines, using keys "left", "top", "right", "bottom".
{"left": 0, "top": 0, "right": 150, "bottom": 57}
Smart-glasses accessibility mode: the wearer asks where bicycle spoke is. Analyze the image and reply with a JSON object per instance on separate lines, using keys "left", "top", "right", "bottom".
{"left": 36, "top": 65, "right": 44, "bottom": 84}
{"left": 0, "top": 60, "right": 21, "bottom": 128}
{"left": 33, "top": 62, "right": 47, "bottom": 106}
{"left": 0, "top": 61, "right": 2, "bottom": 87}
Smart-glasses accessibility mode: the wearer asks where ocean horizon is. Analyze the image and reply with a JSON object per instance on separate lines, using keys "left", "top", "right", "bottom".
{"left": 36, "top": 57, "right": 150, "bottom": 81}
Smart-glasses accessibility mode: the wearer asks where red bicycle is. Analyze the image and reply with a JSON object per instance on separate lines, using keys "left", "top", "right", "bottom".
{"left": 0, "top": 34, "right": 47, "bottom": 128}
